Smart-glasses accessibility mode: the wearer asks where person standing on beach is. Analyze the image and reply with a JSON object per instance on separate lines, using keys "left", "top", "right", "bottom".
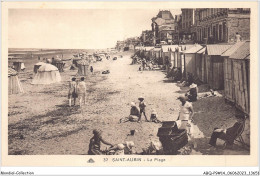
{"left": 90, "top": 66, "right": 94, "bottom": 75}
{"left": 77, "top": 77, "right": 87, "bottom": 107}
{"left": 138, "top": 96, "right": 149, "bottom": 122}
{"left": 68, "top": 77, "right": 77, "bottom": 107}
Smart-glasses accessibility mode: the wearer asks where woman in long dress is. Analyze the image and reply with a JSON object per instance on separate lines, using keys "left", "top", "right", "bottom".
{"left": 68, "top": 77, "right": 77, "bottom": 106}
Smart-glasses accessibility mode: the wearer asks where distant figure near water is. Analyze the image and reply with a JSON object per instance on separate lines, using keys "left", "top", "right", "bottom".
{"left": 90, "top": 66, "right": 94, "bottom": 75}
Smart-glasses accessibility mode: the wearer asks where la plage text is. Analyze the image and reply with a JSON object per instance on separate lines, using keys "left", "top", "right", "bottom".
{"left": 111, "top": 158, "right": 166, "bottom": 162}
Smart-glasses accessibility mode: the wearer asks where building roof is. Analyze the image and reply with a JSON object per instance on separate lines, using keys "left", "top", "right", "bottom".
{"left": 206, "top": 44, "right": 233, "bottom": 55}
{"left": 197, "top": 47, "right": 206, "bottom": 54}
{"left": 184, "top": 45, "right": 203, "bottom": 54}
{"left": 156, "top": 10, "right": 174, "bottom": 19}
{"left": 229, "top": 42, "right": 250, "bottom": 60}
{"left": 221, "top": 42, "right": 246, "bottom": 57}
{"left": 8, "top": 68, "right": 17, "bottom": 76}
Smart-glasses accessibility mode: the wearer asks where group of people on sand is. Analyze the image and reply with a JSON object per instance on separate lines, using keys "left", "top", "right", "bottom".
{"left": 88, "top": 129, "right": 163, "bottom": 155}
{"left": 88, "top": 129, "right": 135, "bottom": 155}
{"left": 120, "top": 96, "right": 161, "bottom": 124}
{"left": 68, "top": 77, "right": 87, "bottom": 107}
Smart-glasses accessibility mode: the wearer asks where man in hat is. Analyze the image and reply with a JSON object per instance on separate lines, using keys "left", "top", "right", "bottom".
{"left": 185, "top": 83, "right": 198, "bottom": 102}
{"left": 138, "top": 96, "right": 149, "bottom": 122}
{"left": 88, "top": 129, "right": 114, "bottom": 155}
{"left": 208, "top": 112, "right": 246, "bottom": 148}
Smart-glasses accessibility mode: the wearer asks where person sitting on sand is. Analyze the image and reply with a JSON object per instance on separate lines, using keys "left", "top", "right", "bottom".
{"left": 185, "top": 83, "right": 198, "bottom": 102}
{"left": 77, "top": 77, "right": 87, "bottom": 107}
{"left": 68, "top": 77, "right": 77, "bottom": 107}
{"left": 129, "top": 102, "right": 141, "bottom": 122}
{"left": 88, "top": 129, "right": 114, "bottom": 155}
{"left": 150, "top": 109, "right": 161, "bottom": 123}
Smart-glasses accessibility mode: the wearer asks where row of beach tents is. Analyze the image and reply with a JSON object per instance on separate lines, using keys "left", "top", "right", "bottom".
{"left": 9, "top": 56, "right": 91, "bottom": 95}
{"left": 135, "top": 41, "right": 250, "bottom": 115}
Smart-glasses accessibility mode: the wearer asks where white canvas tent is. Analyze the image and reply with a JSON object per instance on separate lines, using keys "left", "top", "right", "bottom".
{"left": 34, "top": 62, "right": 46, "bottom": 73}
{"left": 32, "top": 64, "right": 61, "bottom": 84}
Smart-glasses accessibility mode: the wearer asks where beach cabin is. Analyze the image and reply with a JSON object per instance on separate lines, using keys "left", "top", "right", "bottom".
{"left": 168, "top": 45, "right": 179, "bottom": 68}
{"left": 177, "top": 45, "right": 194, "bottom": 79}
{"left": 204, "top": 44, "right": 232, "bottom": 90}
{"left": 222, "top": 41, "right": 250, "bottom": 114}
{"left": 161, "top": 45, "right": 171, "bottom": 66}
{"left": 183, "top": 45, "right": 203, "bottom": 80}
{"left": 144, "top": 47, "right": 154, "bottom": 60}
{"left": 8, "top": 68, "right": 24, "bottom": 95}
{"left": 153, "top": 47, "right": 162, "bottom": 65}
{"left": 195, "top": 47, "right": 207, "bottom": 83}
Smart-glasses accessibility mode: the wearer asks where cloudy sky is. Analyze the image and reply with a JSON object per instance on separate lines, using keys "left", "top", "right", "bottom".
{"left": 9, "top": 9, "right": 181, "bottom": 49}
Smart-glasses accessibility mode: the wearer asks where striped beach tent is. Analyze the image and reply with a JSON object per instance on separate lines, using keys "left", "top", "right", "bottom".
{"left": 8, "top": 68, "right": 24, "bottom": 94}
{"left": 77, "top": 60, "right": 89, "bottom": 76}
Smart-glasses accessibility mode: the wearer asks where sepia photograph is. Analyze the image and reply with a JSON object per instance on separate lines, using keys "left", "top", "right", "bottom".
{"left": 1, "top": 1, "right": 259, "bottom": 169}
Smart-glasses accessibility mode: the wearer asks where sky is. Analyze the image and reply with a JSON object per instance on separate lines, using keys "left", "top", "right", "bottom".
{"left": 9, "top": 9, "right": 181, "bottom": 49}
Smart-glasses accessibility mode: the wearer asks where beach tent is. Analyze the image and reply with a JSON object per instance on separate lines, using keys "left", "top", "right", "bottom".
{"left": 32, "top": 64, "right": 61, "bottom": 84}
{"left": 8, "top": 68, "right": 24, "bottom": 94}
{"left": 77, "top": 60, "right": 89, "bottom": 76}
{"left": 34, "top": 62, "right": 46, "bottom": 73}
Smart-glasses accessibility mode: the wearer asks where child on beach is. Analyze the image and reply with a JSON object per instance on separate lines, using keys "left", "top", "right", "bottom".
{"left": 138, "top": 96, "right": 149, "bottom": 122}
{"left": 150, "top": 109, "right": 161, "bottom": 123}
